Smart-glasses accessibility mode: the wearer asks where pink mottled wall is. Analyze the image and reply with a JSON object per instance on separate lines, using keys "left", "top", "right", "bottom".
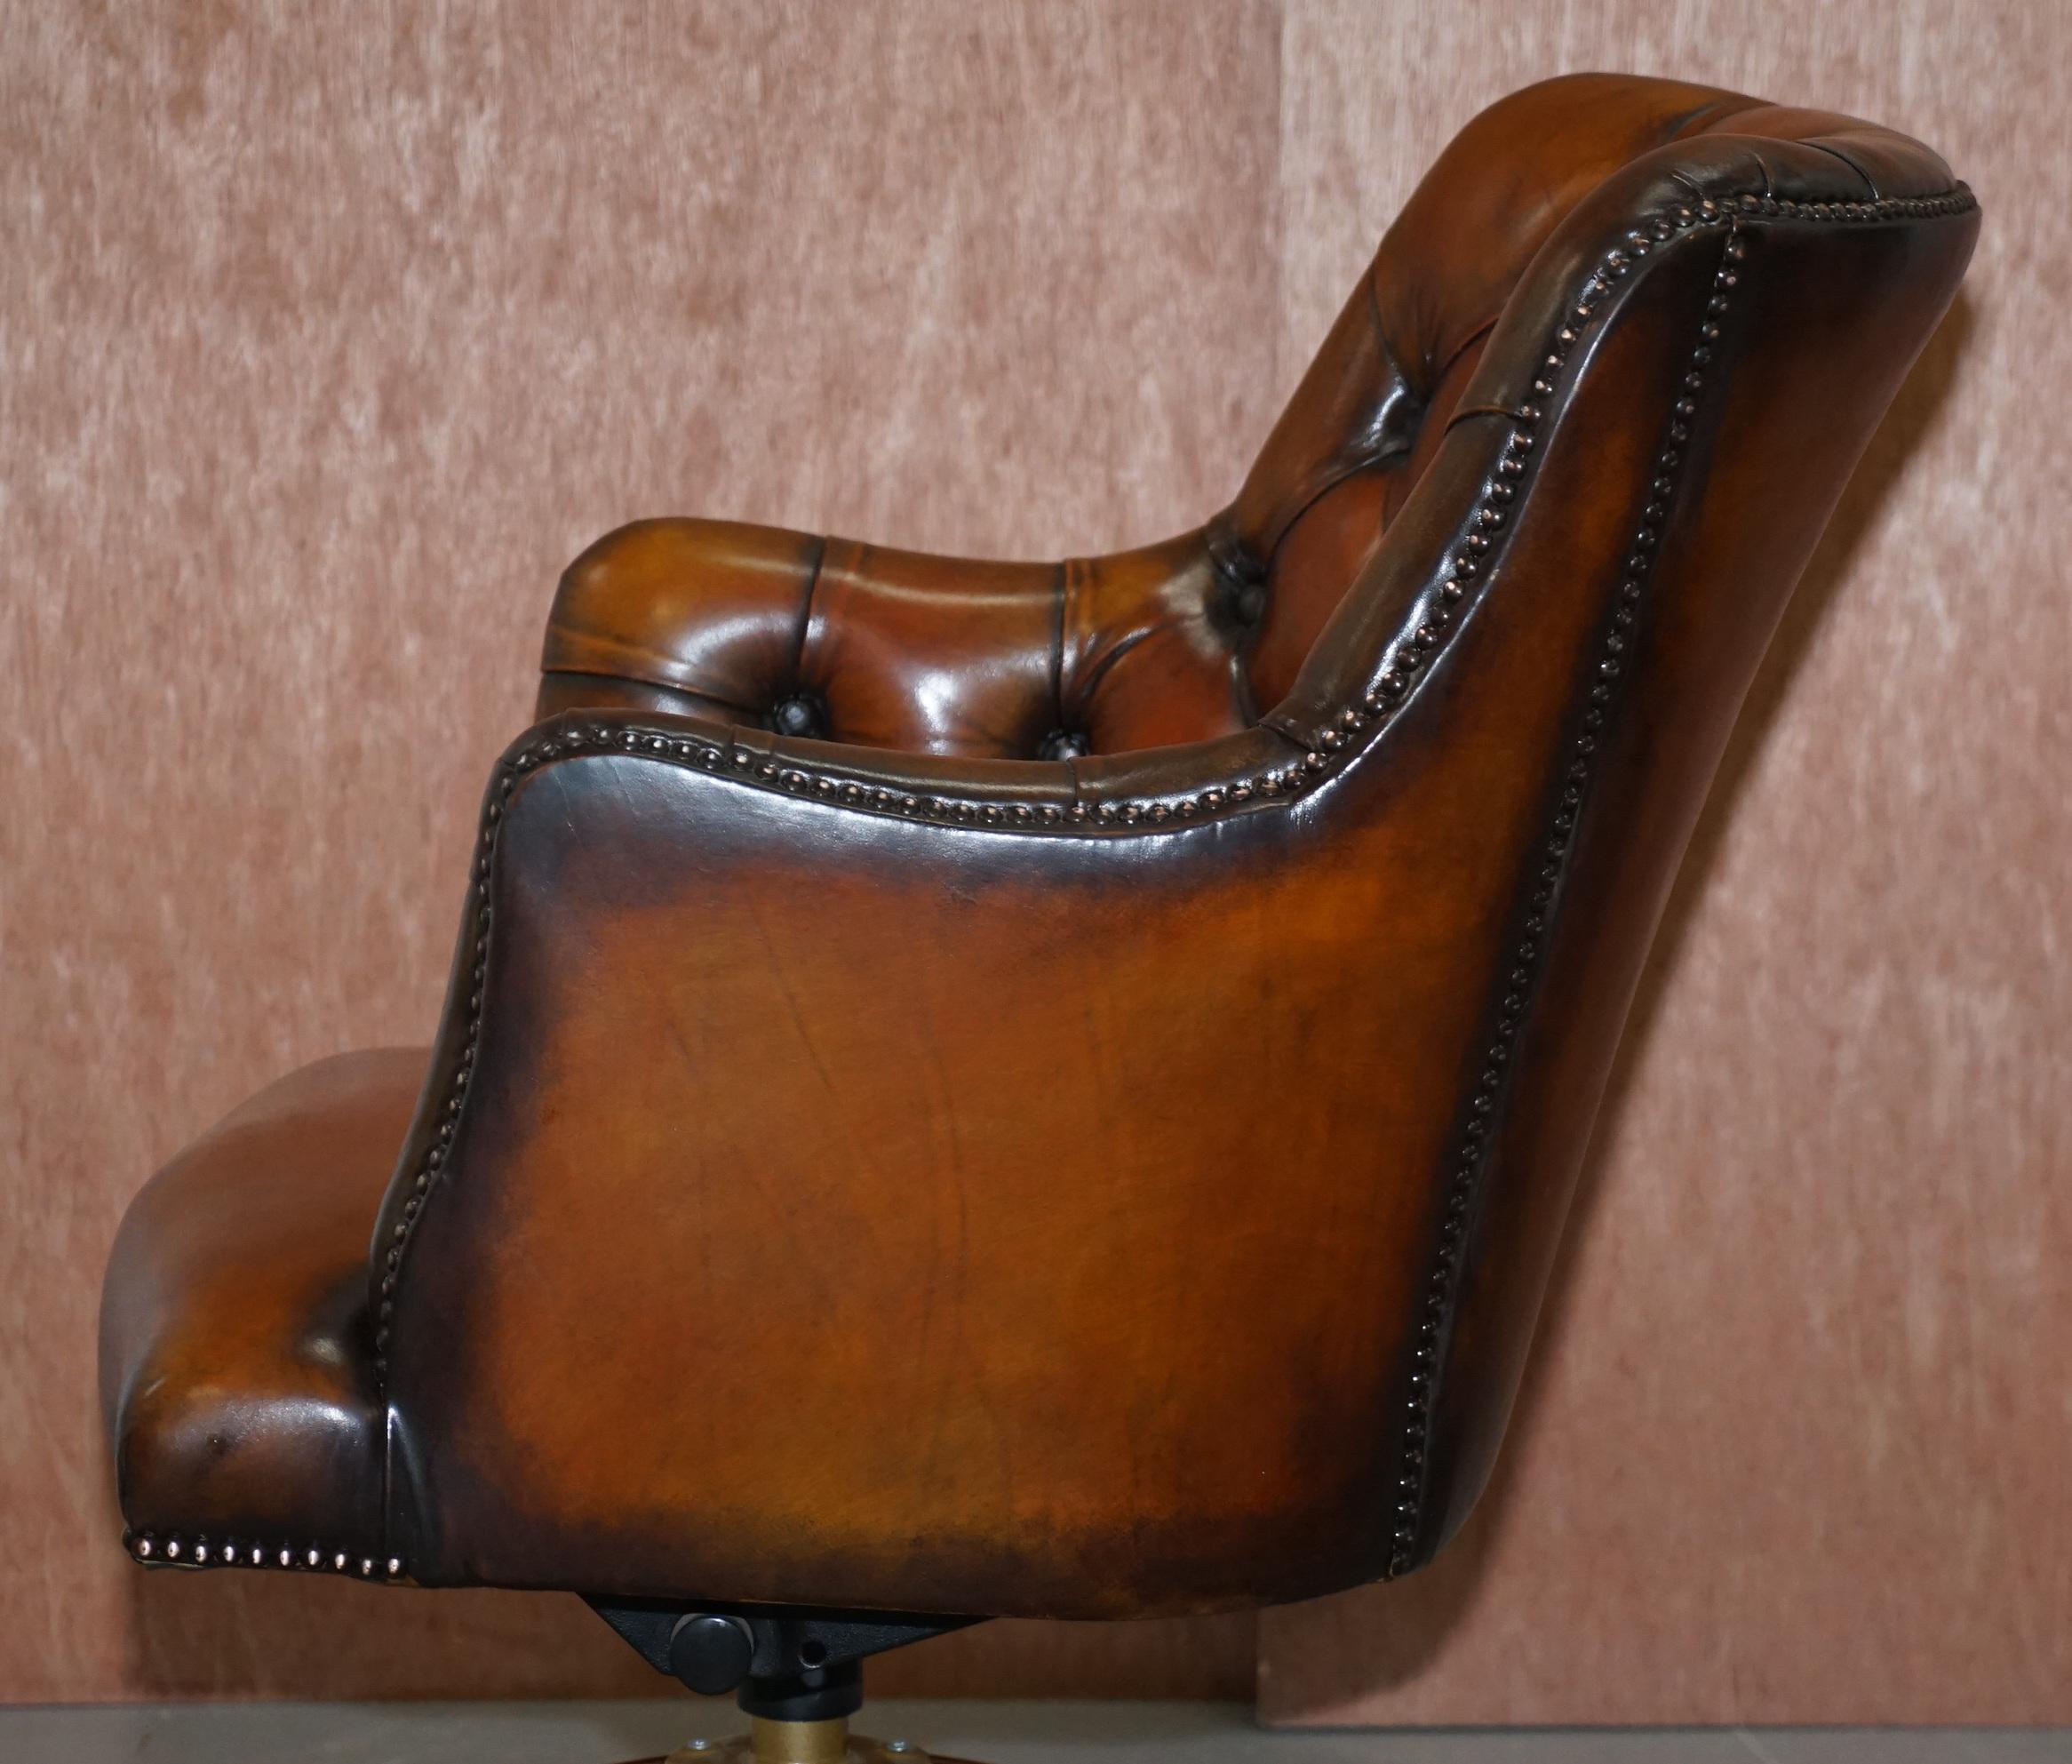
{"left": 3, "top": 0, "right": 2064, "bottom": 1722}
{"left": 1259, "top": 0, "right": 2071, "bottom": 1728}
{"left": 0, "top": 0, "right": 1274, "bottom": 1704}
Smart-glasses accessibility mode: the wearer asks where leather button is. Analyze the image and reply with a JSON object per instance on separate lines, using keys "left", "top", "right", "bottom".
{"left": 1037, "top": 730, "right": 1091, "bottom": 762}
{"left": 769, "top": 694, "right": 826, "bottom": 739}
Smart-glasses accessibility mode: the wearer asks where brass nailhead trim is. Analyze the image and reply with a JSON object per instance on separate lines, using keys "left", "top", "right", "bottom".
{"left": 380, "top": 184, "right": 1976, "bottom": 1414}
{"left": 124, "top": 1528, "right": 402, "bottom": 1581}
{"left": 1375, "top": 187, "right": 1899, "bottom": 1575}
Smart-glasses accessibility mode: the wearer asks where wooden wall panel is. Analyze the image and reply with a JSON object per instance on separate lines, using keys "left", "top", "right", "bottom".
{"left": 0, "top": 0, "right": 1276, "bottom": 1704}
{"left": 1259, "top": 0, "right": 2071, "bottom": 1727}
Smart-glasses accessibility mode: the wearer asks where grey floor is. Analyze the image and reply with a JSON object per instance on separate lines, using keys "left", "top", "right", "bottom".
{"left": 2, "top": 1701, "right": 2068, "bottom": 1764}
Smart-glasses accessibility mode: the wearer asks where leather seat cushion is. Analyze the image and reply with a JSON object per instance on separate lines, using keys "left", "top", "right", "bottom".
{"left": 99, "top": 1049, "right": 425, "bottom": 1571}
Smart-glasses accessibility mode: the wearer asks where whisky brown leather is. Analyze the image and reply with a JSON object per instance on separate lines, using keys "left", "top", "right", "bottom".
{"left": 101, "top": 75, "right": 1979, "bottom": 1621}
{"left": 533, "top": 80, "right": 1954, "bottom": 770}
{"left": 100, "top": 1050, "right": 420, "bottom": 1573}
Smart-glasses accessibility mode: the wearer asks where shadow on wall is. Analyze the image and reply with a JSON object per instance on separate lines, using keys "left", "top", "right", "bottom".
{"left": 1262, "top": 288, "right": 1980, "bottom": 1710}
{"left": 119, "top": 1565, "right": 659, "bottom": 1701}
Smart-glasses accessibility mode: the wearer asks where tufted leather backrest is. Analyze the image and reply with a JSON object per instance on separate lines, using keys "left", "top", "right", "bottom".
{"left": 541, "top": 520, "right": 1259, "bottom": 760}
{"left": 1230, "top": 76, "right": 1807, "bottom": 710}
{"left": 539, "top": 75, "right": 1948, "bottom": 770}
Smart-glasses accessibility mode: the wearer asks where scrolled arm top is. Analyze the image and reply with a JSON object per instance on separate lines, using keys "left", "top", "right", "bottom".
{"left": 542, "top": 517, "right": 1271, "bottom": 764}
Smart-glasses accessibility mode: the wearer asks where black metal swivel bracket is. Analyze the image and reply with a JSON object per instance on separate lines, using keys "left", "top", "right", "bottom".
{"left": 587, "top": 1595, "right": 982, "bottom": 1720}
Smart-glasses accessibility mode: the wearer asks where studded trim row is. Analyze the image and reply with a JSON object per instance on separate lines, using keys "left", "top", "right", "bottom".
{"left": 125, "top": 1528, "right": 403, "bottom": 1580}
{"left": 1380, "top": 210, "right": 1767, "bottom": 1574}
{"left": 374, "top": 182, "right": 1976, "bottom": 1384}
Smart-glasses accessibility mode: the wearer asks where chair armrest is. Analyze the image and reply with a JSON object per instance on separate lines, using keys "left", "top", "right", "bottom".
{"left": 369, "top": 206, "right": 1755, "bottom": 1617}
{"left": 372, "top": 698, "right": 1486, "bottom": 1616}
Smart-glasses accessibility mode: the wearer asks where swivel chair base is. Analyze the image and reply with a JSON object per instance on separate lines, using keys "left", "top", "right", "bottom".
{"left": 594, "top": 1600, "right": 983, "bottom": 1764}
{"left": 648, "top": 1719, "right": 972, "bottom": 1764}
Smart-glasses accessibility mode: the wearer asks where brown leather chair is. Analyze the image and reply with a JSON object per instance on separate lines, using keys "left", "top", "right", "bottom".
{"left": 100, "top": 73, "right": 1976, "bottom": 1761}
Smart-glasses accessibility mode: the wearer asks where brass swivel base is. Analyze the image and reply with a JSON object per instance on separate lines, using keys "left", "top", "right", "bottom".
{"left": 601, "top": 1605, "right": 987, "bottom": 1764}
{"left": 656, "top": 1716, "right": 975, "bottom": 1764}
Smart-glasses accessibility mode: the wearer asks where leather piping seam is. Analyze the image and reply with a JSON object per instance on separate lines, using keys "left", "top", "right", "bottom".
{"left": 369, "top": 183, "right": 1977, "bottom": 1397}
{"left": 1250, "top": 431, "right": 1415, "bottom": 578}
{"left": 1049, "top": 557, "right": 1072, "bottom": 733}
{"left": 1432, "top": 315, "right": 1499, "bottom": 390}
{"left": 789, "top": 533, "right": 829, "bottom": 685}
{"left": 1237, "top": 282, "right": 1427, "bottom": 579}
{"left": 1062, "top": 615, "right": 1163, "bottom": 722}
{"left": 1230, "top": 641, "right": 1262, "bottom": 729}
{"left": 537, "top": 651, "right": 765, "bottom": 715}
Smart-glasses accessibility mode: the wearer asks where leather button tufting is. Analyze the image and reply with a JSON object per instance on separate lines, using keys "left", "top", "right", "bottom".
{"left": 1037, "top": 730, "right": 1091, "bottom": 762}
{"left": 769, "top": 695, "right": 825, "bottom": 739}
